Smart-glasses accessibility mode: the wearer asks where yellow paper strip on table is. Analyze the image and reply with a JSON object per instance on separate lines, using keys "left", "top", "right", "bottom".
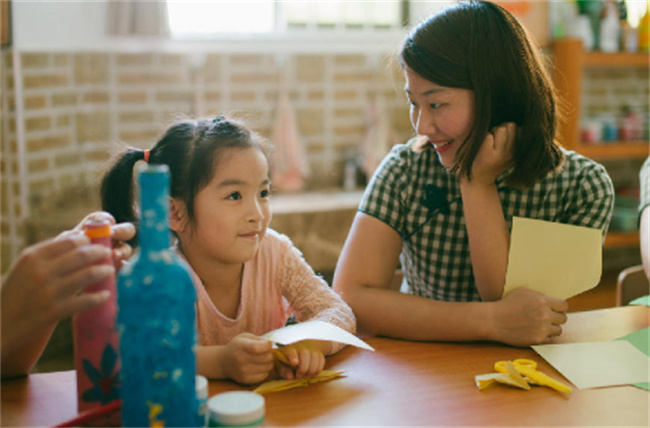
{"left": 253, "top": 370, "right": 346, "bottom": 394}
{"left": 475, "top": 372, "right": 530, "bottom": 391}
{"left": 500, "top": 361, "right": 531, "bottom": 390}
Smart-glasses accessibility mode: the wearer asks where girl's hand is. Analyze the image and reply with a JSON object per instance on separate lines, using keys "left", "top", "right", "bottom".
{"left": 275, "top": 340, "right": 326, "bottom": 380}
{"left": 220, "top": 333, "right": 274, "bottom": 385}
{"left": 489, "top": 288, "right": 568, "bottom": 347}
{"left": 468, "top": 122, "right": 516, "bottom": 186}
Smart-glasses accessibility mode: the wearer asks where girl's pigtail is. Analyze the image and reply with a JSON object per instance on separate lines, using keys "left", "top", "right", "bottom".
{"left": 101, "top": 149, "right": 147, "bottom": 239}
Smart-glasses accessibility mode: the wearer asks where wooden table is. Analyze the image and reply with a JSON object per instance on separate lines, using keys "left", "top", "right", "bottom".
{"left": 2, "top": 306, "right": 648, "bottom": 427}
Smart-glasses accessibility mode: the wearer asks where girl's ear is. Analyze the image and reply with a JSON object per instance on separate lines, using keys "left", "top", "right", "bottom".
{"left": 169, "top": 198, "right": 189, "bottom": 234}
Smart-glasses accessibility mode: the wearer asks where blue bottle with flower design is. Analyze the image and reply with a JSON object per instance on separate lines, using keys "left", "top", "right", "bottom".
{"left": 117, "top": 164, "right": 198, "bottom": 427}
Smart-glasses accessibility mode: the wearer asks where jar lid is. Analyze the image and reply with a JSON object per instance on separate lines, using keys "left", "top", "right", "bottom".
{"left": 208, "top": 391, "right": 265, "bottom": 426}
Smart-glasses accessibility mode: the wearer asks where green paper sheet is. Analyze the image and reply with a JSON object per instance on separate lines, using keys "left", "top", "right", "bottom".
{"left": 630, "top": 295, "right": 650, "bottom": 307}
{"left": 615, "top": 326, "right": 650, "bottom": 390}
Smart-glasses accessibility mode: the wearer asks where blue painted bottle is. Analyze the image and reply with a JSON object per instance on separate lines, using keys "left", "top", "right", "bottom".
{"left": 116, "top": 164, "right": 198, "bottom": 427}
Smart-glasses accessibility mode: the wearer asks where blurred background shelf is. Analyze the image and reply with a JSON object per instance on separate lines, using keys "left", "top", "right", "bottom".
{"left": 605, "top": 231, "right": 641, "bottom": 249}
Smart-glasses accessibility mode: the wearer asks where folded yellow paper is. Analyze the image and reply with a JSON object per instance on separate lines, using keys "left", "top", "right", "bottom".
{"left": 475, "top": 361, "right": 530, "bottom": 390}
{"left": 253, "top": 370, "right": 346, "bottom": 394}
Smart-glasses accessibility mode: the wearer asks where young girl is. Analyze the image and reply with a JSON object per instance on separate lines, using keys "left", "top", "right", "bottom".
{"left": 101, "top": 116, "right": 355, "bottom": 385}
{"left": 333, "top": 1, "right": 614, "bottom": 347}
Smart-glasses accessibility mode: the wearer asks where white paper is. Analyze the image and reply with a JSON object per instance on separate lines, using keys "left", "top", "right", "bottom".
{"left": 264, "top": 320, "right": 374, "bottom": 351}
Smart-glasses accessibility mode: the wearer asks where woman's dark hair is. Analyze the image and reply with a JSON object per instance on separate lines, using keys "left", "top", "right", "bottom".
{"left": 399, "top": 0, "right": 564, "bottom": 187}
{"left": 101, "top": 116, "right": 272, "bottom": 246}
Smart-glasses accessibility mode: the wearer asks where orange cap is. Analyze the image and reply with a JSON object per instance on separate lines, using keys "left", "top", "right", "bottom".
{"left": 84, "top": 224, "right": 112, "bottom": 239}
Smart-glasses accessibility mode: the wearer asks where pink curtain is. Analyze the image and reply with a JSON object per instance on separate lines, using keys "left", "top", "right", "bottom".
{"left": 360, "top": 93, "right": 397, "bottom": 179}
{"left": 271, "top": 87, "right": 310, "bottom": 192}
{"left": 106, "top": 0, "right": 170, "bottom": 36}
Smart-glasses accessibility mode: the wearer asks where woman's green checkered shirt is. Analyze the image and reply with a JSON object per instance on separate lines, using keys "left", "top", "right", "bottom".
{"left": 359, "top": 140, "right": 615, "bottom": 302}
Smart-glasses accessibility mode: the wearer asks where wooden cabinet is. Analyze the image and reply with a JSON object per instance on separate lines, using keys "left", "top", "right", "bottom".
{"left": 552, "top": 38, "right": 649, "bottom": 249}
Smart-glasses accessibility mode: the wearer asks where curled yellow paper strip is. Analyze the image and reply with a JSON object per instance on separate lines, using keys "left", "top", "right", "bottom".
{"left": 253, "top": 370, "right": 346, "bottom": 394}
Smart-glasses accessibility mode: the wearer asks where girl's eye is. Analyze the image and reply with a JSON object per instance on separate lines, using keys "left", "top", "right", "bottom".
{"left": 430, "top": 103, "right": 443, "bottom": 109}
{"left": 226, "top": 192, "right": 242, "bottom": 200}
{"left": 260, "top": 189, "right": 271, "bottom": 198}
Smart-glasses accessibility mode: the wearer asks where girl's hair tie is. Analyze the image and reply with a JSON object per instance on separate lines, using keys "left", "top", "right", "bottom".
{"left": 143, "top": 149, "right": 150, "bottom": 163}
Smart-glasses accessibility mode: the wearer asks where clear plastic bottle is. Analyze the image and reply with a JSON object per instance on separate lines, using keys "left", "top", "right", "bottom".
{"left": 117, "top": 164, "right": 198, "bottom": 427}
{"left": 600, "top": 1, "right": 620, "bottom": 52}
{"left": 72, "top": 218, "right": 121, "bottom": 426}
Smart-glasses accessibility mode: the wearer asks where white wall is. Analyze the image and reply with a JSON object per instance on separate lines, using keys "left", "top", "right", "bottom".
{"left": 12, "top": 0, "right": 109, "bottom": 50}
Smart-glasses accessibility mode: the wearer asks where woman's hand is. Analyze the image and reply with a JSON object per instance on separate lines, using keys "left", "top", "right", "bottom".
{"left": 488, "top": 287, "right": 568, "bottom": 347}
{"left": 219, "top": 333, "right": 274, "bottom": 385}
{"left": 1, "top": 211, "right": 136, "bottom": 377}
{"left": 275, "top": 340, "right": 326, "bottom": 380}
{"left": 1, "top": 233, "right": 115, "bottom": 362}
{"left": 59, "top": 211, "right": 135, "bottom": 270}
{"left": 468, "top": 122, "right": 516, "bottom": 186}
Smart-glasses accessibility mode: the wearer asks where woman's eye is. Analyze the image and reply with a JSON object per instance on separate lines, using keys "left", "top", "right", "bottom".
{"left": 430, "top": 103, "right": 443, "bottom": 109}
{"left": 260, "top": 189, "right": 271, "bottom": 198}
{"left": 226, "top": 192, "right": 242, "bottom": 200}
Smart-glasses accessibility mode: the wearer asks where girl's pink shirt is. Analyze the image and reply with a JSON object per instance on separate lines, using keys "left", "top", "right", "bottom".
{"left": 181, "top": 228, "right": 356, "bottom": 355}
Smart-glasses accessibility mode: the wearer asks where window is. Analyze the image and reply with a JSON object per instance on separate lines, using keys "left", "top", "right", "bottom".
{"left": 167, "top": 1, "right": 275, "bottom": 36}
{"left": 167, "top": 0, "right": 406, "bottom": 39}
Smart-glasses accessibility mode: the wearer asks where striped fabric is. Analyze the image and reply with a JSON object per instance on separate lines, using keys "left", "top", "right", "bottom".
{"left": 359, "top": 139, "right": 614, "bottom": 302}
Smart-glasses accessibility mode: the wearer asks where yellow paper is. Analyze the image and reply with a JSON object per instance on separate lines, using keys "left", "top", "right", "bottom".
{"left": 476, "top": 361, "right": 530, "bottom": 391}
{"left": 532, "top": 341, "right": 650, "bottom": 389}
{"left": 475, "top": 371, "right": 531, "bottom": 391}
{"left": 503, "top": 217, "right": 602, "bottom": 299}
{"left": 253, "top": 370, "right": 346, "bottom": 394}
{"left": 263, "top": 320, "right": 375, "bottom": 351}
{"left": 500, "top": 361, "right": 531, "bottom": 390}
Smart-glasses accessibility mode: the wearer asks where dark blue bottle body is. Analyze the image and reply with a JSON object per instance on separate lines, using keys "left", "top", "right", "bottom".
{"left": 117, "top": 165, "right": 198, "bottom": 427}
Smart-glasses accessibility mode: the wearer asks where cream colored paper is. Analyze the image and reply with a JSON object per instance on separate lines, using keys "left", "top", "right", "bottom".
{"left": 263, "top": 320, "right": 375, "bottom": 351}
{"left": 532, "top": 341, "right": 650, "bottom": 389}
{"left": 503, "top": 217, "right": 602, "bottom": 299}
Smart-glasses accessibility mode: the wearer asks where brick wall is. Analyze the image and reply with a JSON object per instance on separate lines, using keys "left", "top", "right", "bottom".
{"left": 0, "top": 49, "right": 412, "bottom": 273}
{"left": 2, "top": 48, "right": 647, "bottom": 275}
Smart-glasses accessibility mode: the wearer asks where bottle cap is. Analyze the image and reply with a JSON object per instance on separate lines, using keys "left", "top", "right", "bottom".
{"left": 208, "top": 391, "right": 265, "bottom": 427}
{"left": 83, "top": 219, "right": 112, "bottom": 239}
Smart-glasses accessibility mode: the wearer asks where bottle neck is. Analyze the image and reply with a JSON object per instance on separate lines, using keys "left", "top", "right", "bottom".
{"left": 138, "top": 167, "right": 171, "bottom": 252}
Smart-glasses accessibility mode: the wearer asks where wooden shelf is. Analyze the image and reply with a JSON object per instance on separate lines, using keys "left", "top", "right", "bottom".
{"left": 553, "top": 39, "right": 648, "bottom": 250}
{"left": 553, "top": 39, "right": 649, "bottom": 161}
{"left": 604, "top": 231, "right": 640, "bottom": 249}
{"left": 584, "top": 51, "right": 650, "bottom": 67}
{"left": 574, "top": 142, "right": 650, "bottom": 160}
